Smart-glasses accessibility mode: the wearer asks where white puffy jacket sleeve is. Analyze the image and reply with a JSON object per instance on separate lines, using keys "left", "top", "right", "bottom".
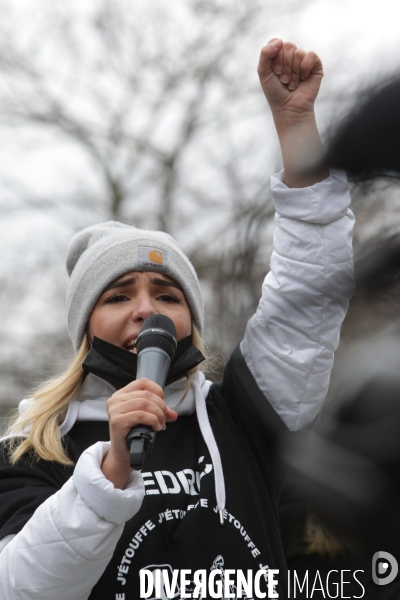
{"left": 240, "top": 169, "right": 354, "bottom": 431}
{"left": 0, "top": 441, "right": 145, "bottom": 600}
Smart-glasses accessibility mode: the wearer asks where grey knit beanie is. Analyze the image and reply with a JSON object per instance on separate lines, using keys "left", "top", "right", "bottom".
{"left": 66, "top": 221, "right": 204, "bottom": 350}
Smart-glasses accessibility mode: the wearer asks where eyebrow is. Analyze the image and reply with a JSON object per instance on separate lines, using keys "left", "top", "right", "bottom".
{"left": 103, "top": 277, "right": 136, "bottom": 292}
{"left": 102, "top": 276, "right": 183, "bottom": 293}
{"left": 150, "top": 277, "right": 183, "bottom": 292}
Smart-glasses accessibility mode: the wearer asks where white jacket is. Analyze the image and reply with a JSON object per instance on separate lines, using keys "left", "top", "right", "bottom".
{"left": 0, "top": 170, "right": 354, "bottom": 599}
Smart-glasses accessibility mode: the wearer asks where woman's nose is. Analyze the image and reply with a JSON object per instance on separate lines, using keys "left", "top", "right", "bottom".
{"left": 131, "top": 293, "right": 157, "bottom": 324}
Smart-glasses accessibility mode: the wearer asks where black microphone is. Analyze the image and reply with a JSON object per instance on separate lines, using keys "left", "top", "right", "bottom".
{"left": 126, "top": 314, "right": 177, "bottom": 470}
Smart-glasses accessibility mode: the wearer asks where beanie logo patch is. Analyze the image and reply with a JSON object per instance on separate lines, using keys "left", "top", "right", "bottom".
{"left": 148, "top": 250, "right": 163, "bottom": 264}
{"left": 138, "top": 246, "right": 168, "bottom": 272}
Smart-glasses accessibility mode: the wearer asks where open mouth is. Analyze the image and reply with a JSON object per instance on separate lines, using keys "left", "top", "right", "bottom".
{"left": 124, "top": 338, "right": 137, "bottom": 353}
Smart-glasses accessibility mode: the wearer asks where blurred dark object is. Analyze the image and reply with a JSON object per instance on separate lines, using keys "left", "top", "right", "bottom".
{"left": 319, "top": 78, "right": 400, "bottom": 181}
{"left": 355, "top": 233, "right": 400, "bottom": 294}
{"left": 282, "top": 231, "right": 400, "bottom": 555}
{"left": 284, "top": 334, "right": 400, "bottom": 554}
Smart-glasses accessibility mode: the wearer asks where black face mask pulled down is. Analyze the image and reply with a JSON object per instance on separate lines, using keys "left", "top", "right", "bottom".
{"left": 82, "top": 335, "right": 205, "bottom": 391}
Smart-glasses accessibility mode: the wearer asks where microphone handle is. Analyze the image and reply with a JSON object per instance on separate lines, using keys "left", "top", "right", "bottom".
{"left": 126, "top": 347, "right": 171, "bottom": 470}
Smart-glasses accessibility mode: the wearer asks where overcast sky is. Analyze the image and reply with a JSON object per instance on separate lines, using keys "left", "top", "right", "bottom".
{"left": 269, "top": 0, "right": 400, "bottom": 108}
{"left": 2, "top": 0, "right": 399, "bottom": 205}
{"left": 288, "top": 0, "right": 399, "bottom": 75}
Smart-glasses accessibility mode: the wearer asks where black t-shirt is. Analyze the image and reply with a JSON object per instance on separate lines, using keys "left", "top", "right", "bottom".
{"left": 0, "top": 346, "right": 290, "bottom": 598}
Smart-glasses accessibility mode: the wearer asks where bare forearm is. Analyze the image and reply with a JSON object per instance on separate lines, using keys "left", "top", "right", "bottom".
{"left": 273, "top": 109, "right": 329, "bottom": 188}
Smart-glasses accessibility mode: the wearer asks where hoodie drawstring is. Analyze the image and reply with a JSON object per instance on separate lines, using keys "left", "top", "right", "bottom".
{"left": 192, "top": 374, "right": 226, "bottom": 525}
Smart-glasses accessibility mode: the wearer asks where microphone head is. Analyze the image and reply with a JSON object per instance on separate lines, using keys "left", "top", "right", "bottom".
{"left": 137, "top": 314, "right": 177, "bottom": 361}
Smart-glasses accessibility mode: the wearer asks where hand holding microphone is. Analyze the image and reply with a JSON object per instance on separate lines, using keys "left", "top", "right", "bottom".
{"left": 101, "top": 315, "right": 178, "bottom": 488}
{"left": 126, "top": 314, "right": 178, "bottom": 469}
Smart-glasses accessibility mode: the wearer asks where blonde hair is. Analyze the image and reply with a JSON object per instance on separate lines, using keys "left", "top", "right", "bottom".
{"left": 7, "top": 325, "right": 208, "bottom": 466}
{"left": 7, "top": 336, "right": 90, "bottom": 465}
